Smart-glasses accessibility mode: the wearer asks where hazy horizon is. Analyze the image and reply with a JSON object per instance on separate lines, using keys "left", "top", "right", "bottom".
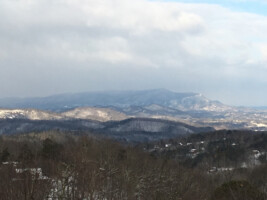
{"left": 1, "top": 0, "right": 267, "bottom": 106}
{"left": 0, "top": 88, "right": 265, "bottom": 108}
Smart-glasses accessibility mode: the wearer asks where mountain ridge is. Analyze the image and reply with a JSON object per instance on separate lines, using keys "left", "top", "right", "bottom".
{"left": 0, "top": 107, "right": 129, "bottom": 122}
{"left": 0, "top": 89, "right": 267, "bottom": 131}
{"left": 0, "top": 117, "right": 214, "bottom": 142}
{"left": 0, "top": 89, "right": 228, "bottom": 112}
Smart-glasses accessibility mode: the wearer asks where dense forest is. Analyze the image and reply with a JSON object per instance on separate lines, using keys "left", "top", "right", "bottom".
{"left": 0, "top": 131, "right": 266, "bottom": 200}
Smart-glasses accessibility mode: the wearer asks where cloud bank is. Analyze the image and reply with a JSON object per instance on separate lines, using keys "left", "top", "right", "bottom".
{"left": 0, "top": 0, "right": 267, "bottom": 105}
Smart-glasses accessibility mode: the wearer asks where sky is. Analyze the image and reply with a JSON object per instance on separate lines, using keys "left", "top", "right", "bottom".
{"left": 1, "top": 0, "right": 267, "bottom": 106}
{"left": 163, "top": 0, "right": 267, "bottom": 16}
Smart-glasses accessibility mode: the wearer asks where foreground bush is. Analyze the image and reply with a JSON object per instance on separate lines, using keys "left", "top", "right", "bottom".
{"left": 211, "top": 180, "right": 265, "bottom": 200}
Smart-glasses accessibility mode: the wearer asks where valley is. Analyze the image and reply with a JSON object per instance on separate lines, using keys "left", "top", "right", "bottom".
{"left": 0, "top": 89, "right": 267, "bottom": 133}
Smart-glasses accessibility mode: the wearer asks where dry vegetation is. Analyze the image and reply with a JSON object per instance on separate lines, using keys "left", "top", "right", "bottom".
{"left": 0, "top": 131, "right": 266, "bottom": 200}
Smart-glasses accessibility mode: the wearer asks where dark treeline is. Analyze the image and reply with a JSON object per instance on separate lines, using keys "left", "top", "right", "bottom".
{"left": 146, "top": 130, "right": 267, "bottom": 168}
{"left": 0, "top": 131, "right": 266, "bottom": 200}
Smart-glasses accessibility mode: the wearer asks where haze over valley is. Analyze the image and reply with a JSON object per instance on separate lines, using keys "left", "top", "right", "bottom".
{"left": 0, "top": 89, "right": 267, "bottom": 134}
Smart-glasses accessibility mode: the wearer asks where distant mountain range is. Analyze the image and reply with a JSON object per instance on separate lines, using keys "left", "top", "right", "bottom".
{"left": 0, "top": 89, "right": 231, "bottom": 112}
{"left": 0, "top": 118, "right": 214, "bottom": 142}
{"left": 0, "top": 89, "right": 267, "bottom": 132}
{"left": 0, "top": 107, "right": 128, "bottom": 122}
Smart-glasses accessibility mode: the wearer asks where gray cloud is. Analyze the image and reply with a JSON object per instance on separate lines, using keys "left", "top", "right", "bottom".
{"left": 0, "top": 0, "right": 267, "bottom": 105}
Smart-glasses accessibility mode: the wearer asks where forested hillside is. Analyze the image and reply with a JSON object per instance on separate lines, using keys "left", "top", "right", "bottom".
{"left": 0, "top": 131, "right": 266, "bottom": 200}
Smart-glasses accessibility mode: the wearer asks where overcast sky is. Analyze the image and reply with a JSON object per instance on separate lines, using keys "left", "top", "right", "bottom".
{"left": 1, "top": 0, "right": 267, "bottom": 106}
